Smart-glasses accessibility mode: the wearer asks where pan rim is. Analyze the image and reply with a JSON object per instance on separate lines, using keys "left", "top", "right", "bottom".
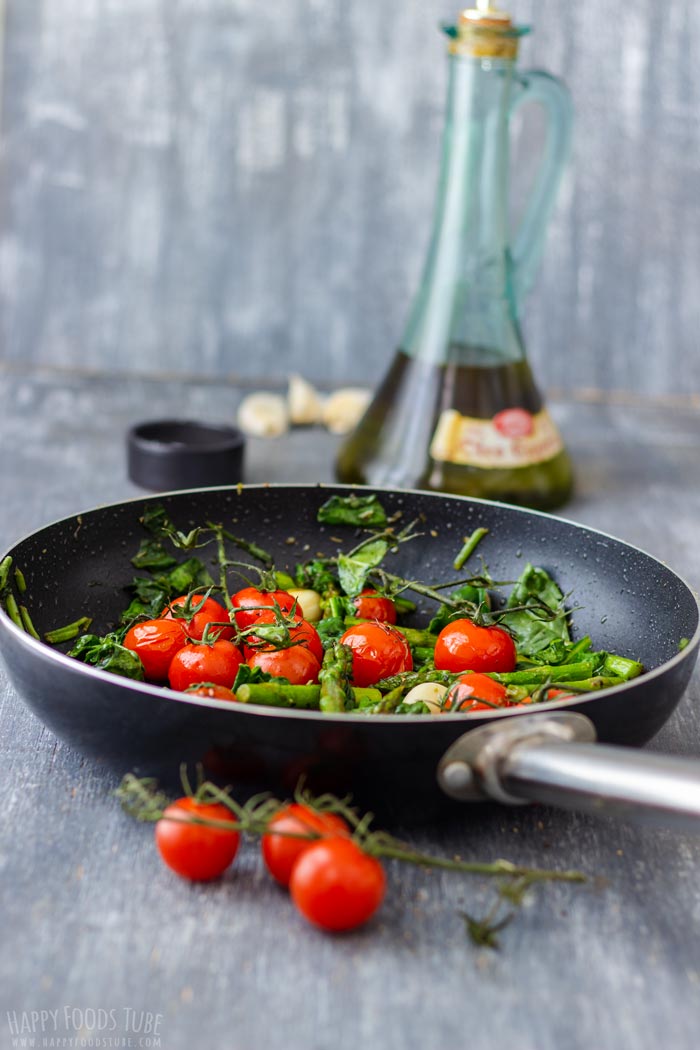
{"left": 1, "top": 482, "right": 699, "bottom": 727}
{"left": 2, "top": 618, "right": 699, "bottom": 727}
{"left": 3, "top": 478, "right": 700, "bottom": 585}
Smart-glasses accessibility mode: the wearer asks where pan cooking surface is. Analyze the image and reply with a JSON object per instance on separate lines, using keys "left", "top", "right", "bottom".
{"left": 0, "top": 484, "right": 698, "bottom": 810}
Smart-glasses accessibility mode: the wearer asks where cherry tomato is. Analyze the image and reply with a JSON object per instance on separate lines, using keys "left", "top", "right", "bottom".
{"left": 520, "top": 687, "right": 576, "bottom": 707}
{"left": 352, "top": 589, "right": 397, "bottom": 625}
{"left": 247, "top": 646, "right": 321, "bottom": 685}
{"left": 434, "top": 618, "right": 516, "bottom": 674}
{"left": 290, "top": 837, "right": 386, "bottom": 932}
{"left": 243, "top": 610, "right": 323, "bottom": 664}
{"left": 123, "top": 618, "right": 187, "bottom": 681}
{"left": 231, "top": 586, "right": 297, "bottom": 630}
{"left": 545, "top": 688, "right": 574, "bottom": 701}
{"left": 445, "top": 673, "right": 510, "bottom": 712}
{"left": 155, "top": 797, "right": 240, "bottom": 881}
{"left": 168, "top": 639, "right": 244, "bottom": 693}
{"left": 339, "top": 622, "right": 413, "bottom": 687}
{"left": 187, "top": 684, "right": 238, "bottom": 702}
{"left": 261, "top": 804, "right": 350, "bottom": 887}
{"left": 163, "top": 595, "right": 234, "bottom": 642}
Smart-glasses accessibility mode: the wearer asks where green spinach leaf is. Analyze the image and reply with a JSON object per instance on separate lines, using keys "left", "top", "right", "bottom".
{"left": 317, "top": 494, "right": 387, "bottom": 529}
{"left": 338, "top": 539, "right": 388, "bottom": 597}
{"left": 500, "top": 563, "right": 570, "bottom": 658}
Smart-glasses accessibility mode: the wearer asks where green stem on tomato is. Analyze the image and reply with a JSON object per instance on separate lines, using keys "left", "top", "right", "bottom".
{"left": 369, "top": 567, "right": 499, "bottom": 610}
{"left": 212, "top": 525, "right": 274, "bottom": 569}
{"left": 116, "top": 773, "right": 587, "bottom": 890}
{"left": 366, "top": 840, "right": 585, "bottom": 883}
{"left": 211, "top": 526, "right": 237, "bottom": 615}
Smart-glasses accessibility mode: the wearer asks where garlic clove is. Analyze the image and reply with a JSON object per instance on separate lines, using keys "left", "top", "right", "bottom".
{"left": 403, "top": 682, "right": 449, "bottom": 714}
{"left": 237, "top": 393, "right": 289, "bottom": 438}
{"left": 288, "top": 374, "right": 326, "bottom": 426}
{"left": 322, "top": 388, "right": 371, "bottom": 435}
{"left": 286, "top": 587, "right": 323, "bottom": 623}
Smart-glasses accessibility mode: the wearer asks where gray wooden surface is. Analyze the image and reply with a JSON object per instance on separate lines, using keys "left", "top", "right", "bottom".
{"left": 0, "top": 366, "right": 699, "bottom": 1050}
{"left": 1, "top": 1, "right": 700, "bottom": 397}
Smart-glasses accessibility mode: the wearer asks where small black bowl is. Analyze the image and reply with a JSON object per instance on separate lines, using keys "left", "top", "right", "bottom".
{"left": 127, "top": 420, "right": 245, "bottom": 490}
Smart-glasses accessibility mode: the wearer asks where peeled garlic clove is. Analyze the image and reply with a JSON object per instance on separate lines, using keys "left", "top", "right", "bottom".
{"left": 288, "top": 374, "right": 325, "bottom": 426}
{"left": 237, "top": 393, "right": 289, "bottom": 438}
{"left": 323, "top": 388, "right": 371, "bottom": 435}
{"left": 403, "top": 682, "right": 449, "bottom": 714}
{"left": 286, "top": 587, "right": 322, "bottom": 623}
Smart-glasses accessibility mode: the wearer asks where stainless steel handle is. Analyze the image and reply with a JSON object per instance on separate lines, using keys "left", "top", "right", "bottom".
{"left": 437, "top": 712, "right": 700, "bottom": 833}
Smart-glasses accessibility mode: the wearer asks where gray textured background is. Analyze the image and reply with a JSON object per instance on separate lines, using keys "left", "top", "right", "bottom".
{"left": 1, "top": 0, "right": 699, "bottom": 394}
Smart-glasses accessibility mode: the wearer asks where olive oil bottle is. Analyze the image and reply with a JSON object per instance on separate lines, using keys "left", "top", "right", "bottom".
{"left": 336, "top": 3, "right": 574, "bottom": 510}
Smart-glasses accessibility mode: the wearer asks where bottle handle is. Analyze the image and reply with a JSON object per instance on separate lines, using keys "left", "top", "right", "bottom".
{"left": 508, "top": 70, "right": 573, "bottom": 306}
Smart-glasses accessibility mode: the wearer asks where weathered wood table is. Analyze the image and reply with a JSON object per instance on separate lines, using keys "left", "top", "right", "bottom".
{"left": 1, "top": 367, "right": 699, "bottom": 1050}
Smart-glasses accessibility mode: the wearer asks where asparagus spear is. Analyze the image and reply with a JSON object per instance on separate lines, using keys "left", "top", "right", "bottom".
{"left": 235, "top": 683, "right": 382, "bottom": 710}
{"left": 556, "top": 676, "right": 626, "bottom": 693}
{"left": 377, "top": 667, "right": 459, "bottom": 691}
{"left": 319, "top": 643, "right": 354, "bottom": 713}
{"left": 0, "top": 556, "right": 12, "bottom": 591}
{"left": 490, "top": 657, "right": 598, "bottom": 685}
{"left": 599, "top": 654, "right": 643, "bottom": 680}
{"left": 358, "top": 685, "right": 408, "bottom": 714}
{"left": 563, "top": 636, "right": 593, "bottom": 663}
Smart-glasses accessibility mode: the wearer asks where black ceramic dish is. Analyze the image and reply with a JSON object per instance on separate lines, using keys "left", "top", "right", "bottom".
{"left": 0, "top": 485, "right": 698, "bottom": 818}
{"left": 127, "top": 420, "right": 245, "bottom": 490}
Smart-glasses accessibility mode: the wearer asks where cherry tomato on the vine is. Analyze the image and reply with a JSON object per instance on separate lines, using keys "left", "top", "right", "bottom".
{"left": 155, "top": 797, "right": 240, "bottom": 881}
{"left": 352, "top": 589, "right": 397, "bottom": 625}
{"left": 123, "top": 619, "right": 187, "bottom": 681}
{"left": 168, "top": 639, "right": 244, "bottom": 693}
{"left": 162, "top": 595, "right": 234, "bottom": 642}
{"left": 261, "top": 804, "right": 350, "bottom": 887}
{"left": 290, "top": 837, "right": 386, "bottom": 932}
{"left": 187, "top": 683, "right": 238, "bottom": 702}
{"left": 231, "top": 587, "right": 297, "bottom": 630}
{"left": 247, "top": 645, "right": 321, "bottom": 685}
{"left": 243, "top": 610, "right": 323, "bottom": 664}
{"left": 445, "top": 673, "right": 510, "bottom": 712}
{"left": 434, "top": 618, "right": 516, "bottom": 674}
{"left": 340, "top": 622, "right": 413, "bottom": 687}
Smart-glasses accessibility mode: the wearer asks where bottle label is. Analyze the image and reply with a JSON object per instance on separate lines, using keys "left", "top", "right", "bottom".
{"left": 430, "top": 407, "right": 564, "bottom": 469}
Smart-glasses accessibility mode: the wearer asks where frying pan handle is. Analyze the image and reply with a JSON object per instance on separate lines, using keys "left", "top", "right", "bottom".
{"left": 437, "top": 712, "right": 700, "bottom": 832}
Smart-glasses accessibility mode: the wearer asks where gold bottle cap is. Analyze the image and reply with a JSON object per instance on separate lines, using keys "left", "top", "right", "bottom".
{"left": 447, "top": 2, "right": 528, "bottom": 60}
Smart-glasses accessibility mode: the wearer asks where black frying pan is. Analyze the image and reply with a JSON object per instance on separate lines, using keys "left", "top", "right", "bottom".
{"left": 1, "top": 484, "right": 699, "bottom": 826}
